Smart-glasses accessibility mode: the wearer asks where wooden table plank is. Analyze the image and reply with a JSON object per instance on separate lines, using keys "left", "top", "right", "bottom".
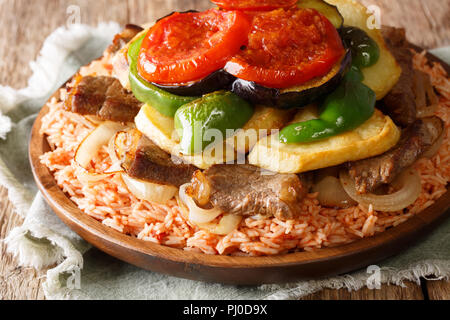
{"left": 302, "top": 281, "right": 425, "bottom": 300}
{"left": 426, "top": 280, "right": 450, "bottom": 300}
{"left": 127, "top": 0, "right": 212, "bottom": 26}
{"left": 0, "top": 188, "right": 46, "bottom": 300}
{"left": 0, "top": 0, "right": 129, "bottom": 300}
{"left": 0, "top": 0, "right": 449, "bottom": 300}
{"left": 360, "top": 0, "right": 450, "bottom": 49}
{"left": 0, "top": 0, "right": 129, "bottom": 89}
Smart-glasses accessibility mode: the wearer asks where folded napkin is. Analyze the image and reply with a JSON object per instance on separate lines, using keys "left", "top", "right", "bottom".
{"left": 1, "top": 23, "right": 449, "bottom": 300}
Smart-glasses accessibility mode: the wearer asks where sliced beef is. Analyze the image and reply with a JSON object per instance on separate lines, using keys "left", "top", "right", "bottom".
{"left": 106, "top": 24, "right": 144, "bottom": 55}
{"left": 347, "top": 116, "right": 444, "bottom": 193}
{"left": 189, "top": 164, "right": 307, "bottom": 220}
{"left": 115, "top": 129, "right": 197, "bottom": 187}
{"left": 380, "top": 26, "right": 417, "bottom": 127}
{"left": 65, "top": 76, "right": 142, "bottom": 123}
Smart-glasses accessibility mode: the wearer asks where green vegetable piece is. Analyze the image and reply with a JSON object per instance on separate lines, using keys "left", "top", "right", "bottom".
{"left": 175, "top": 91, "right": 254, "bottom": 155}
{"left": 279, "top": 72, "right": 376, "bottom": 144}
{"left": 341, "top": 26, "right": 380, "bottom": 69}
{"left": 128, "top": 36, "right": 198, "bottom": 117}
{"left": 347, "top": 65, "right": 364, "bottom": 82}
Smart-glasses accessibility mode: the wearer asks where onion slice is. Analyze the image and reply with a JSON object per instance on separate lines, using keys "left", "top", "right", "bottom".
{"left": 176, "top": 189, "right": 241, "bottom": 235}
{"left": 74, "top": 122, "right": 128, "bottom": 182}
{"left": 197, "top": 214, "right": 242, "bottom": 236}
{"left": 312, "top": 176, "right": 357, "bottom": 208}
{"left": 415, "top": 71, "right": 439, "bottom": 118}
{"left": 84, "top": 115, "right": 105, "bottom": 125}
{"left": 75, "top": 122, "right": 127, "bottom": 169}
{"left": 416, "top": 101, "right": 438, "bottom": 119}
{"left": 339, "top": 169, "right": 422, "bottom": 212}
{"left": 121, "top": 174, "right": 178, "bottom": 204}
{"left": 423, "top": 128, "right": 445, "bottom": 159}
{"left": 107, "top": 132, "right": 121, "bottom": 165}
{"left": 179, "top": 184, "right": 222, "bottom": 224}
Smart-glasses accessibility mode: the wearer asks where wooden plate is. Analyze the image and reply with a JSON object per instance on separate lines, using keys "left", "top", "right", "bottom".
{"left": 29, "top": 48, "right": 450, "bottom": 285}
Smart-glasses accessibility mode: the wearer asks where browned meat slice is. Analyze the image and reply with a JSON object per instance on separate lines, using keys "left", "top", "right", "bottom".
{"left": 65, "top": 76, "right": 142, "bottom": 123}
{"left": 380, "top": 27, "right": 417, "bottom": 127}
{"left": 106, "top": 24, "right": 144, "bottom": 54}
{"left": 347, "top": 116, "right": 444, "bottom": 193}
{"left": 115, "top": 129, "right": 197, "bottom": 187}
{"left": 189, "top": 164, "right": 307, "bottom": 220}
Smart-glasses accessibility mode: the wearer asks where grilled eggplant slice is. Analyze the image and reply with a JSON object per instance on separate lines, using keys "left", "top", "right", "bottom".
{"left": 230, "top": 50, "right": 351, "bottom": 109}
{"left": 151, "top": 69, "right": 236, "bottom": 97}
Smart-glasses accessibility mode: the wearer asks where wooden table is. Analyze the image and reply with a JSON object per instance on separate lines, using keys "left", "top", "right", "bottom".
{"left": 0, "top": 0, "right": 449, "bottom": 300}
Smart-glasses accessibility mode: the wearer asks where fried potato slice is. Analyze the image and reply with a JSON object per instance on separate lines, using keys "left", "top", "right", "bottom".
{"left": 248, "top": 106, "right": 401, "bottom": 173}
{"left": 327, "top": 0, "right": 402, "bottom": 99}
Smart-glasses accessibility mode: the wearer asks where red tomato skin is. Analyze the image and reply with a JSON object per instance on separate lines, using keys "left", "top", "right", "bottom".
{"left": 211, "top": 0, "right": 298, "bottom": 11}
{"left": 225, "top": 8, "right": 345, "bottom": 88}
{"left": 138, "top": 9, "right": 251, "bottom": 85}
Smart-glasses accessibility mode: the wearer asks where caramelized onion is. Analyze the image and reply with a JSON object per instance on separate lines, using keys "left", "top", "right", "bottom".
{"left": 179, "top": 184, "right": 222, "bottom": 224}
{"left": 423, "top": 128, "right": 445, "bottom": 159}
{"left": 339, "top": 169, "right": 422, "bottom": 212}
{"left": 188, "top": 171, "right": 211, "bottom": 207}
{"left": 121, "top": 174, "right": 177, "bottom": 204}
{"left": 416, "top": 100, "right": 438, "bottom": 118}
{"left": 312, "top": 176, "right": 357, "bottom": 208}
{"left": 415, "top": 71, "right": 439, "bottom": 118}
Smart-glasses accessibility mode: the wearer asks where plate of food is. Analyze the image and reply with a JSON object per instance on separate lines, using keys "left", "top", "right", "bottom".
{"left": 30, "top": 0, "right": 450, "bottom": 285}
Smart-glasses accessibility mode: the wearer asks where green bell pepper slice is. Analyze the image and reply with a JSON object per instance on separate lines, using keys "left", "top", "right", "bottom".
{"left": 175, "top": 91, "right": 254, "bottom": 155}
{"left": 128, "top": 35, "right": 198, "bottom": 117}
{"left": 341, "top": 26, "right": 380, "bottom": 70}
{"left": 279, "top": 69, "right": 376, "bottom": 144}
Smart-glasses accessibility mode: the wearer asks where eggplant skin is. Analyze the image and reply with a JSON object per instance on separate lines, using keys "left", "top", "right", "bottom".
{"left": 230, "top": 50, "right": 352, "bottom": 109}
{"left": 152, "top": 69, "right": 236, "bottom": 97}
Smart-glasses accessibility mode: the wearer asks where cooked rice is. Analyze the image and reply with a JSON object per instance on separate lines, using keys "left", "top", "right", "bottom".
{"left": 39, "top": 51, "right": 450, "bottom": 256}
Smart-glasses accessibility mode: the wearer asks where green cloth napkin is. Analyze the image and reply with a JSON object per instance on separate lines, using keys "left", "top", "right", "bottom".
{"left": 1, "top": 23, "right": 449, "bottom": 300}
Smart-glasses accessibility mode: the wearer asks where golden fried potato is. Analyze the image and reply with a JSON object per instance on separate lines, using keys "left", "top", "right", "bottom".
{"left": 248, "top": 106, "right": 401, "bottom": 173}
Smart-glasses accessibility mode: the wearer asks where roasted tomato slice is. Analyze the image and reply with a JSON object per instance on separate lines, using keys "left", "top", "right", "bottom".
{"left": 138, "top": 9, "right": 251, "bottom": 85}
{"left": 225, "top": 8, "right": 345, "bottom": 88}
{"left": 211, "top": 0, "right": 298, "bottom": 11}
